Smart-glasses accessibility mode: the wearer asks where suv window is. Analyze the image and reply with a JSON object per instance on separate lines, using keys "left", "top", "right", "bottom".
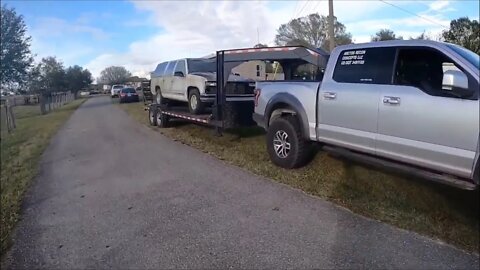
{"left": 394, "top": 48, "right": 474, "bottom": 99}
{"left": 174, "top": 59, "right": 186, "bottom": 74}
{"left": 333, "top": 47, "right": 396, "bottom": 84}
{"left": 153, "top": 62, "right": 168, "bottom": 77}
{"left": 164, "top": 61, "right": 176, "bottom": 76}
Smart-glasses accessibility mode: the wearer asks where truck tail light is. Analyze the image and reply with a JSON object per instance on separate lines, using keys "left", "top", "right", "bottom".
{"left": 254, "top": 88, "right": 261, "bottom": 107}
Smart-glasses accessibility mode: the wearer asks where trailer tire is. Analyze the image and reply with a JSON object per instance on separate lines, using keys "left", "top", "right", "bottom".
{"left": 156, "top": 112, "right": 170, "bottom": 128}
{"left": 266, "top": 115, "right": 311, "bottom": 169}
{"left": 148, "top": 107, "right": 157, "bottom": 126}
{"left": 188, "top": 88, "right": 204, "bottom": 114}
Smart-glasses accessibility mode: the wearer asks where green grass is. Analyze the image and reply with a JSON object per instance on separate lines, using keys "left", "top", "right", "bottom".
{"left": 0, "top": 99, "right": 86, "bottom": 255}
{"left": 119, "top": 101, "right": 479, "bottom": 253}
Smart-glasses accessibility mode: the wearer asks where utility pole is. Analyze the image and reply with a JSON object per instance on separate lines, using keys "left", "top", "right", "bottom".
{"left": 328, "top": 0, "right": 335, "bottom": 52}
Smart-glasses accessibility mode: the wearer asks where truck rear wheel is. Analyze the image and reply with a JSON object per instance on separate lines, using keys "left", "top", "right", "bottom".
{"left": 267, "top": 115, "right": 311, "bottom": 169}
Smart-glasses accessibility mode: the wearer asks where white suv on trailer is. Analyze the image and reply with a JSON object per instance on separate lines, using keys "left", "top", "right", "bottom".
{"left": 150, "top": 58, "right": 254, "bottom": 114}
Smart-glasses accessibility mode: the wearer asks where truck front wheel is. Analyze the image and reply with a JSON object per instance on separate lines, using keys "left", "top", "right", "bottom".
{"left": 267, "top": 115, "right": 311, "bottom": 169}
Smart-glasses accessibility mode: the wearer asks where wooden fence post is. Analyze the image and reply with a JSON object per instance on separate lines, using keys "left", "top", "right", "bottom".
{"left": 40, "top": 95, "right": 46, "bottom": 114}
{"left": 8, "top": 104, "right": 16, "bottom": 129}
{"left": 4, "top": 99, "right": 16, "bottom": 133}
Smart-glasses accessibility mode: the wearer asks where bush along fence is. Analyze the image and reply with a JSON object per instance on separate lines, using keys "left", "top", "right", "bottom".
{"left": 39, "top": 91, "right": 75, "bottom": 115}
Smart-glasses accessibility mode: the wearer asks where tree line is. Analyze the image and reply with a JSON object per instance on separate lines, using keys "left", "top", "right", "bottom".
{"left": 1, "top": 5, "right": 92, "bottom": 96}
{"left": 273, "top": 13, "right": 479, "bottom": 54}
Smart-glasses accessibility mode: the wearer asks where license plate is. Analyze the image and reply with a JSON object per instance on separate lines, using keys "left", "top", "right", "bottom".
{"left": 127, "top": 93, "right": 131, "bottom": 97}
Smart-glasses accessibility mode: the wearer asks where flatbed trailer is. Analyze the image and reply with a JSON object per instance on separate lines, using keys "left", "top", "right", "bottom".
{"left": 145, "top": 45, "right": 328, "bottom": 134}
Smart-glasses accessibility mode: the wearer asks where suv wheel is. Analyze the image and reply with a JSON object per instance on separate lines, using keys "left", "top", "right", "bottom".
{"left": 266, "top": 115, "right": 311, "bottom": 168}
{"left": 155, "top": 91, "right": 163, "bottom": 105}
{"left": 188, "top": 89, "right": 204, "bottom": 114}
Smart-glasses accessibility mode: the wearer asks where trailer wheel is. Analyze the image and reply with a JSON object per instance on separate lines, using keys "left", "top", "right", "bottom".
{"left": 148, "top": 107, "right": 157, "bottom": 126}
{"left": 266, "top": 115, "right": 311, "bottom": 169}
{"left": 156, "top": 112, "right": 170, "bottom": 128}
{"left": 188, "top": 88, "right": 204, "bottom": 114}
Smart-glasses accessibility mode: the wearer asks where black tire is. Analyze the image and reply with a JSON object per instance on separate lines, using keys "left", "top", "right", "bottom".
{"left": 148, "top": 107, "right": 157, "bottom": 126}
{"left": 266, "top": 115, "right": 311, "bottom": 169}
{"left": 156, "top": 111, "right": 170, "bottom": 128}
{"left": 155, "top": 88, "right": 166, "bottom": 105}
{"left": 188, "top": 88, "right": 204, "bottom": 114}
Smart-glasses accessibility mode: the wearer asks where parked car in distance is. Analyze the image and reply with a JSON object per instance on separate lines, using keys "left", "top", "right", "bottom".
{"left": 111, "top": 85, "right": 124, "bottom": 98}
{"left": 253, "top": 40, "right": 479, "bottom": 189}
{"left": 119, "top": 87, "right": 139, "bottom": 103}
{"left": 150, "top": 58, "right": 255, "bottom": 114}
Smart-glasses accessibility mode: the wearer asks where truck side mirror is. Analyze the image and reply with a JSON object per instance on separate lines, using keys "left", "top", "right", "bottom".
{"left": 174, "top": 71, "right": 184, "bottom": 77}
{"left": 442, "top": 69, "right": 470, "bottom": 94}
{"left": 442, "top": 69, "right": 473, "bottom": 98}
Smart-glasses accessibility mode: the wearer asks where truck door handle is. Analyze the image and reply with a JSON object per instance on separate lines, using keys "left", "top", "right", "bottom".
{"left": 323, "top": 92, "right": 337, "bottom": 100}
{"left": 383, "top": 96, "right": 400, "bottom": 105}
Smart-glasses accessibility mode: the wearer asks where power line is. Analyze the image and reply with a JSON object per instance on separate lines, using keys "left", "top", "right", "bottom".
{"left": 295, "top": 0, "right": 311, "bottom": 19}
{"left": 311, "top": 0, "right": 322, "bottom": 14}
{"left": 291, "top": 0, "right": 300, "bottom": 20}
{"left": 378, "top": 0, "right": 449, "bottom": 28}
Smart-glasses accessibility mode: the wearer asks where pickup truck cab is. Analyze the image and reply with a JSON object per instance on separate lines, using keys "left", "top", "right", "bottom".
{"left": 253, "top": 40, "right": 479, "bottom": 188}
{"left": 151, "top": 58, "right": 255, "bottom": 114}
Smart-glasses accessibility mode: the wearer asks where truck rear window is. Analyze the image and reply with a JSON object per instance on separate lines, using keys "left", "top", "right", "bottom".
{"left": 333, "top": 47, "right": 396, "bottom": 85}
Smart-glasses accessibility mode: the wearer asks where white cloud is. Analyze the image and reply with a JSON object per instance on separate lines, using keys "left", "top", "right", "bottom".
{"left": 429, "top": 0, "right": 450, "bottom": 11}
{"left": 33, "top": 17, "right": 110, "bottom": 40}
{"left": 86, "top": 0, "right": 294, "bottom": 78}
{"left": 84, "top": 0, "right": 455, "bottom": 79}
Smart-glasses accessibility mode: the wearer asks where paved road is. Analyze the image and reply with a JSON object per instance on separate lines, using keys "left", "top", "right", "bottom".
{"left": 3, "top": 96, "right": 479, "bottom": 269}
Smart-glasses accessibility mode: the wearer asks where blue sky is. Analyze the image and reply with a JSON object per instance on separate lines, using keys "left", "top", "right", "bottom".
{"left": 4, "top": 0, "right": 479, "bottom": 78}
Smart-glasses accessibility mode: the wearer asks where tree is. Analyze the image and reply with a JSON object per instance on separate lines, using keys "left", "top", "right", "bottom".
{"left": 371, "top": 29, "right": 403, "bottom": 41}
{"left": 274, "top": 13, "right": 352, "bottom": 51}
{"left": 98, "top": 66, "right": 131, "bottom": 85}
{"left": 253, "top": 43, "right": 268, "bottom": 48}
{"left": 28, "top": 57, "right": 66, "bottom": 94}
{"left": 410, "top": 31, "right": 430, "bottom": 40}
{"left": 65, "top": 65, "right": 92, "bottom": 94}
{"left": 0, "top": 5, "right": 33, "bottom": 86}
{"left": 442, "top": 17, "right": 480, "bottom": 54}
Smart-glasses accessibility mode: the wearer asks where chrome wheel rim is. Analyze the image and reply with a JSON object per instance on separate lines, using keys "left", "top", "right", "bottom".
{"left": 273, "top": 130, "right": 290, "bottom": 158}
{"left": 156, "top": 112, "right": 162, "bottom": 125}
{"left": 156, "top": 93, "right": 161, "bottom": 104}
{"left": 190, "top": 95, "right": 198, "bottom": 110}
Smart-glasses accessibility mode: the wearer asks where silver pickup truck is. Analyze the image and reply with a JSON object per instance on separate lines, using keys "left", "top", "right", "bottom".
{"left": 253, "top": 40, "right": 479, "bottom": 189}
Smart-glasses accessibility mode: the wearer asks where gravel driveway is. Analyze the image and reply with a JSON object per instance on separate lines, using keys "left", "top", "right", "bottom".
{"left": 3, "top": 96, "right": 479, "bottom": 269}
